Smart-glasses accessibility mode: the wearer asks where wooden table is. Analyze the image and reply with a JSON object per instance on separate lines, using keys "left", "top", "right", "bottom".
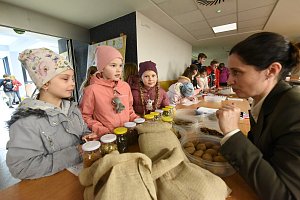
{"left": 286, "top": 78, "right": 300, "bottom": 86}
{"left": 0, "top": 99, "right": 259, "bottom": 200}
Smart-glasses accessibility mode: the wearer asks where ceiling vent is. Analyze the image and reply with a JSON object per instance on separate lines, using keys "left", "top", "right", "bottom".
{"left": 197, "top": 0, "right": 225, "bottom": 6}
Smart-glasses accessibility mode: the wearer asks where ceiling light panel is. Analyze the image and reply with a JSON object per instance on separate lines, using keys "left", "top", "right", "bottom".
{"left": 212, "top": 22, "right": 237, "bottom": 33}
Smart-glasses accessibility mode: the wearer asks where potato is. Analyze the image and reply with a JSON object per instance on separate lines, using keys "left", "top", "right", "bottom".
{"left": 205, "top": 148, "right": 218, "bottom": 157}
{"left": 192, "top": 140, "right": 199, "bottom": 146}
{"left": 204, "top": 142, "right": 214, "bottom": 149}
{"left": 193, "top": 150, "right": 204, "bottom": 157}
{"left": 196, "top": 143, "right": 206, "bottom": 151}
{"left": 212, "top": 145, "right": 221, "bottom": 151}
{"left": 202, "top": 153, "right": 213, "bottom": 161}
{"left": 213, "top": 155, "right": 227, "bottom": 162}
{"left": 185, "top": 146, "right": 196, "bottom": 154}
{"left": 184, "top": 142, "right": 194, "bottom": 148}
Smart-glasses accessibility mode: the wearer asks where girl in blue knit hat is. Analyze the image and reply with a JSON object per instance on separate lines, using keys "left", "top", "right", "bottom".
{"left": 167, "top": 76, "right": 197, "bottom": 105}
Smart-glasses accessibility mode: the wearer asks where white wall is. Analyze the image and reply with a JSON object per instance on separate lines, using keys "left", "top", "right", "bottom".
{"left": 136, "top": 12, "right": 192, "bottom": 81}
{"left": 0, "top": 2, "right": 89, "bottom": 42}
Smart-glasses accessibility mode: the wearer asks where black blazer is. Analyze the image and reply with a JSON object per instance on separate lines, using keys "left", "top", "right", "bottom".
{"left": 221, "top": 81, "right": 300, "bottom": 200}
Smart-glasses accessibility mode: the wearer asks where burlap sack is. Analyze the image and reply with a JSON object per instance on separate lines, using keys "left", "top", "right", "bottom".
{"left": 79, "top": 151, "right": 157, "bottom": 200}
{"left": 136, "top": 122, "right": 188, "bottom": 161}
{"left": 137, "top": 122, "right": 231, "bottom": 200}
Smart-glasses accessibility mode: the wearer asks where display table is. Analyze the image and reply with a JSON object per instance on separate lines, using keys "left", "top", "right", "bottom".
{"left": 286, "top": 78, "right": 300, "bottom": 85}
{"left": 0, "top": 99, "right": 259, "bottom": 200}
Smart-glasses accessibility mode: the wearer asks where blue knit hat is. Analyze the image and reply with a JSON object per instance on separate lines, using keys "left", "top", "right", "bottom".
{"left": 180, "top": 82, "right": 194, "bottom": 97}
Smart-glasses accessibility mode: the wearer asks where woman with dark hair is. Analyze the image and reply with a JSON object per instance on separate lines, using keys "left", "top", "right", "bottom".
{"left": 216, "top": 32, "right": 300, "bottom": 200}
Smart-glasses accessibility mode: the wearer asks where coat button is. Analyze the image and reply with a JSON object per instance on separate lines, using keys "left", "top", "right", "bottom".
{"left": 53, "top": 122, "right": 57, "bottom": 125}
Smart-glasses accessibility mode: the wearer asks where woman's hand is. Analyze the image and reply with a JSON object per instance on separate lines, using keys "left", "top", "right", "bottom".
{"left": 82, "top": 132, "right": 99, "bottom": 142}
{"left": 216, "top": 104, "right": 240, "bottom": 135}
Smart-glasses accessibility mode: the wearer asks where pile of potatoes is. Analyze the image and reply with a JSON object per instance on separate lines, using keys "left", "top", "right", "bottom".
{"left": 183, "top": 140, "right": 227, "bottom": 162}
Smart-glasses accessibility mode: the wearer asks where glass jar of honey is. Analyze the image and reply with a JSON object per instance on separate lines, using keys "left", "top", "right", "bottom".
{"left": 162, "top": 107, "right": 170, "bottom": 117}
{"left": 168, "top": 104, "right": 177, "bottom": 117}
{"left": 165, "top": 106, "right": 174, "bottom": 117}
{"left": 114, "top": 127, "right": 128, "bottom": 153}
{"left": 155, "top": 109, "right": 163, "bottom": 119}
{"left": 161, "top": 116, "right": 174, "bottom": 125}
{"left": 134, "top": 117, "right": 145, "bottom": 125}
{"left": 82, "top": 141, "right": 102, "bottom": 168}
{"left": 144, "top": 114, "right": 155, "bottom": 123}
{"left": 150, "top": 111, "right": 160, "bottom": 121}
{"left": 100, "top": 134, "right": 118, "bottom": 155}
{"left": 124, "top": 122, "right": 138, "bottom": 146}
{"left": 161, "top": 116, "right": 179, "bottom": 138}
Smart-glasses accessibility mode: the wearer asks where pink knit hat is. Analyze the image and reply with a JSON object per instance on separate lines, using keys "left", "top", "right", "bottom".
{"left": 138, "top": 61, "right": 158, "bottom": 77}
{"left": 18, "top": 48, "right": 73, "bottom": 88}
{"left": 95, "top": 45, "right": 123, "bottom": 72}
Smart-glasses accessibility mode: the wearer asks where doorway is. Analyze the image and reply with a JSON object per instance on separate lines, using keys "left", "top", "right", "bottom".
{"left": 0, "top": 26, "right": 62, "bottom": 190}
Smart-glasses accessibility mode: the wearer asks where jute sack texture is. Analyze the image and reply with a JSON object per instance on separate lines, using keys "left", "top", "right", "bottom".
{"left": 79, "top": 151, "right": 157, "bottom": 200}
{"left": 137, "top": 122, "right": 231, "bottom": 200}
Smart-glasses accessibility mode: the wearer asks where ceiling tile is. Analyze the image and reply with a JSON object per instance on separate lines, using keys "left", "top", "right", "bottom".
{"left": 238, "top": 0, "right": 277, "bottom": 11}
{"left": 196, "top": 33, "right": 215, "bottom": 40}
{"left": 157, "top": 0, "right": 197, "bottom": 16}
{"left": 197, "top": 0, "right": 237, "bottom": 19}
{"left": 183, "top": 20, "right": 210, "bottom": 31}
{"left": 173, "top": 10, "right": 205, "bottom": 25}
{"left": 238, "top": 17, "right": 267, "bottom": 29}
{"left": 207, "top": 14, "right": 236, "bottom": 27}
{"left": 191, "top": 28, "right": 214, "bottom": 37}
{"left": 238, "top": 5, "right": 274, "bottom": 21}
{"left": 152, "top": 0, "right": 169, "bottom": 3}
{"left": 238, "top": 25, "right": 263, "bottom": 33}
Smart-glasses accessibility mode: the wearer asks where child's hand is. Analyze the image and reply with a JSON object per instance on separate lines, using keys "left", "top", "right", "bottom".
{"left": 180, "top": 98, "right": 188, "bottom": 104}
{"left": 188, "top": 96, "right": 197, "bottom": 101}
{"left": 82, "top": 132, "right": 99, "bottom": 142}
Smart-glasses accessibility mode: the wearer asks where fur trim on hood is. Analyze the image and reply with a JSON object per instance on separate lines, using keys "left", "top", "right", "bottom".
{"left": 7, "top": 108, "right": 47, "bottom": 128}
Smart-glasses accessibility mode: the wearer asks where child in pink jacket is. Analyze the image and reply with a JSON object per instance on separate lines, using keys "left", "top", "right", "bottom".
{"left": 80, "top": 46, "right": 138, "bottom": 138}
{"left": 131, "top": 61, "right": 169, "bottom": 115}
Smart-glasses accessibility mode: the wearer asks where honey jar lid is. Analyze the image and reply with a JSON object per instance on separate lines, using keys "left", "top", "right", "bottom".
{"left": 100, "top": 134, "right": 117, "bottom": 143}
{"left": 150, "top": 112, "right": 159, "bottom": 116}
{"left": 82, "top": 141, "right": 101, "bottom": 152}
{"left": 124, "top": 122, "right": 136, "bottom": 128}
{"left": 162, "top": 116, "right": 173, "bottom": 122}
{"left": 114, "top": 127, "right": 128, "bottom": 135}
{"left": 165, "top": 105, "right": 174, "bottom": 109}
{"left": 144, "top": 114, "right": 154, "bottom": 120}
{"left": 134, "top": 118, "right": 145, "bottom": 124}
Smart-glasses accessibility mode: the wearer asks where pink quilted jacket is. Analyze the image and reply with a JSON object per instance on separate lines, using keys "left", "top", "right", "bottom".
{"left": 80, "top": 76, "right": 139, "bottom": 136}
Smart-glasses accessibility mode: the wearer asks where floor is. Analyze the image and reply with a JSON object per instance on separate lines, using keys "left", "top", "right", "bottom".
{"left": 0, "top": 99, "right": 20, "bottom": 190}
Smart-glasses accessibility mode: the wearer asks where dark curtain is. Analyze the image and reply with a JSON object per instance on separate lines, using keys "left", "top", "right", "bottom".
{"left": 58, "top": 39, "right": 89, "bottom": 102}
